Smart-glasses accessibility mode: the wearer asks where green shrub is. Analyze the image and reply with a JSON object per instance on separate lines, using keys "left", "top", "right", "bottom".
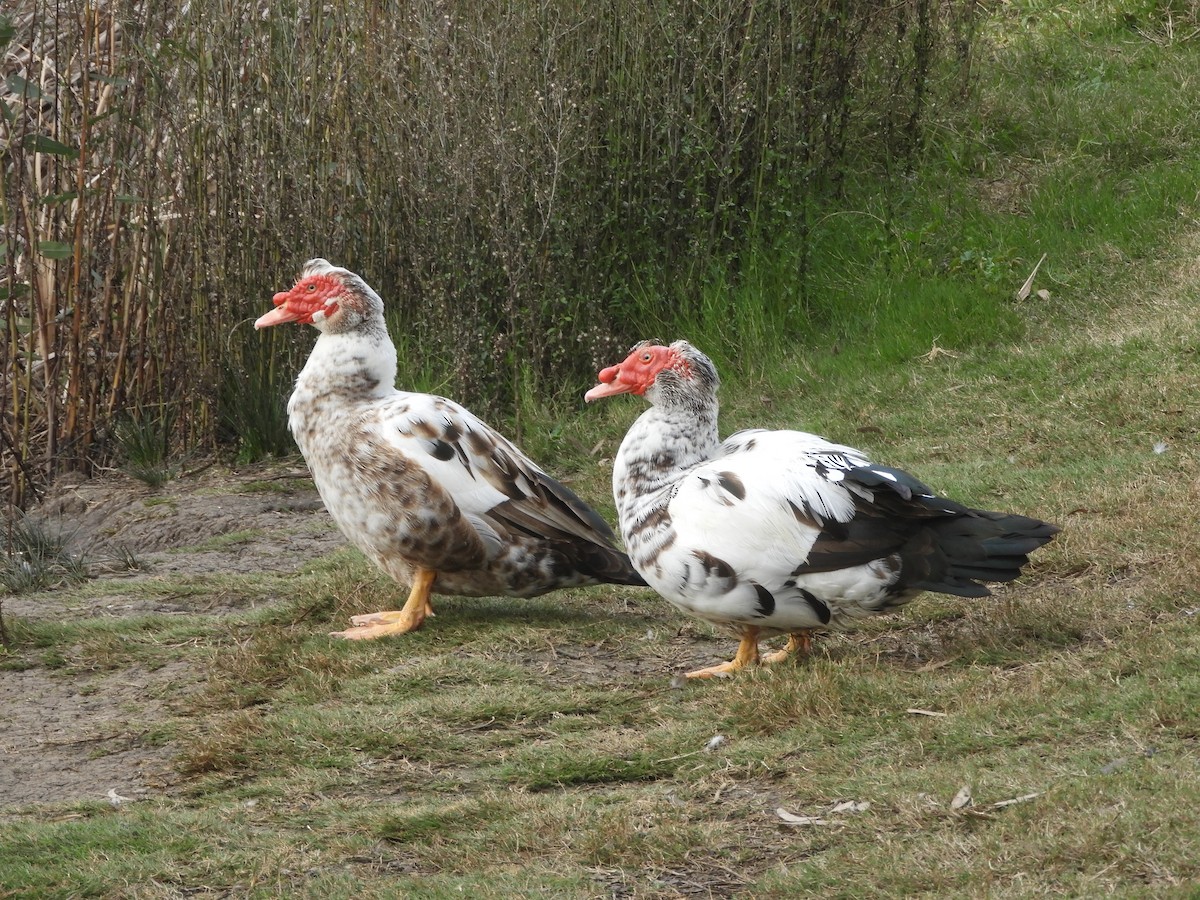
{"left": 2, "top": 0, "right": 976, "bottom": 501}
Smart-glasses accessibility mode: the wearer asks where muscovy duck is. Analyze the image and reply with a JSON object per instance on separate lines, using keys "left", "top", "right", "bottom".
{"left": 585, "top": 339, "right": 1058, "bottom": 678}
{"left": 255, "top": 259, "right": 644, "bottom": 639}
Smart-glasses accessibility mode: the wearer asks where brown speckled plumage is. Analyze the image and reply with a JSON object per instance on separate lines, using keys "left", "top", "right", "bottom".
{"left": 256, "top": 259, "right": 643, "bottom": 638}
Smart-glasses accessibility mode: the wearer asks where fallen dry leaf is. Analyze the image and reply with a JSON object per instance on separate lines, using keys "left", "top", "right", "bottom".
{"left": 830, "top": 800, "right": 870, "bottom": 814}
{"left": 776, "top": 808, "right": 829, "bottom": 826}
{"left": 950, "top": 785, "right": 973, "bottom": 810}
{"left": 992, "top": 792, "right": 1041, "bottom": 809}
{"left": 1015, "top": 252, "right": 1048, "bottom": 301}
{"left": 106, "top": 788, "right": 133, "bottom": 807}
{"left": 906, "top": 708, "right": 948, "bottom": 717}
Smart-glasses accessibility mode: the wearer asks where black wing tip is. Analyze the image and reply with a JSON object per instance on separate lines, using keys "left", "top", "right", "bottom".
{"left": 589, "top": 559, "right": 649, "bottom": 588}
{"left": 612, "top": 567, "right": 650, "bottom": 588}
{"left": 898, "top": 509, "right": 1059, "bottom": 599}
{"left": 973, "top": 510, "right": 1061, "bottom": 538}
{"left": 557, "top": 543, "right": 648, "bottom": 587}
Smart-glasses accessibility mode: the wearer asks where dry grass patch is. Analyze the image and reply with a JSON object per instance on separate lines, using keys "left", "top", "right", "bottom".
{"left": 1080, "top": 228, "right": 1200, "bottom": 348}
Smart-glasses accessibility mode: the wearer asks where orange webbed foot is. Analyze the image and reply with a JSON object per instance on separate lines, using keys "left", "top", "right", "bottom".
{"left": 684, "top": 630, "right": 761, "bottom": 680}
{"left": 330, "top": 568, "right": 437, "bottom": 641}
{"left": 762, "top": 631, "right": 813, "bottom": 666}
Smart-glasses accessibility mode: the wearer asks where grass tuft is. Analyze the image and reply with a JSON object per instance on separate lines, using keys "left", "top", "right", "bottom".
{"left": 113, "top": 406, "right": 182, "bottom": 487}
{"left": 1, "top": 515, "right": 87, "bottom": 594}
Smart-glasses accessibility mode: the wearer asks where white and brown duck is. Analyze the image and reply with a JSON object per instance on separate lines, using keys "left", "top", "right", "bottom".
{"left": 256, "top": 259, "right": 644, "bottom": 639}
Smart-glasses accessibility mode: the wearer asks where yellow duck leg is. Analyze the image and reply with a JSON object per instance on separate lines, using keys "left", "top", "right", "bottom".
{"left": 762, "top": 631, "right": 813, "bottom": 666}
{"left": 685, "top": 628, "right": 762, "bottom": 679}
{"left": 330, "top": 568, "right": 437, "bottom": 640}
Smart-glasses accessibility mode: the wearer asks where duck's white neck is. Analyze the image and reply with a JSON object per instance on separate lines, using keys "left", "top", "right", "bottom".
{"left": 293, "top": 322, "right": 397, "bottom": 404}
{"left": 612, "top": 398, "right": 720, "bottom": 521}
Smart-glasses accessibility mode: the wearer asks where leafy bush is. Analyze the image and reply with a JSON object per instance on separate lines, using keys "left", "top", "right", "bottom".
{"left": 1, "top": 0, "right": 977, "bottom": 505}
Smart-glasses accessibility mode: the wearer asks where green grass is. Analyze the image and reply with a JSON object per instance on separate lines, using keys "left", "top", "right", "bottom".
{"left": 3, "top": 2, "right": 1200, "bottom": 896}
{"left": 171, "top": 529, "right": 267, "bottom": 553}
{"left": 678, "top": 0, "right": 1200, "bottom": 387}
{"left": 113, "top": 407, "right": 184, "bottom": 488}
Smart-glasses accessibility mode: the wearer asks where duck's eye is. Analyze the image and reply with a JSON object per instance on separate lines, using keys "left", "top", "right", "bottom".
{"left": 307, "top": 283, "right": 316, "bottom": 292}
{"left": 641, "top": 352, "right": 652, "bottom": 362}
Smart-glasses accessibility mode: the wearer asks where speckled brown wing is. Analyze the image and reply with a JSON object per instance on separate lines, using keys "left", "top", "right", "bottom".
{"left": 367, "top": 392, "right": 644, "bottom": 587}
{"left": 338, "top": 428, "right": 491, "bottom": 573}
{"left": 471, "top": 440, "right": 616, "bottom": 541}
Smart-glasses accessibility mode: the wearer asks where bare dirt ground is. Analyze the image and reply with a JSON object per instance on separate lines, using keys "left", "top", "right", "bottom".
{"left": 2, "top": 464, "right": 717, "bottom": 813}
{"left": 1, "top": 463, "right": 345, "bottom": 811}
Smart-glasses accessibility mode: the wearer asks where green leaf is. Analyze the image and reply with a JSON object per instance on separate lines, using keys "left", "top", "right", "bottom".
{"left": 0, "top": 284, "right": 31, "bottom": 302}
{"left": 0, "top": 17, "right": 14, "bottom": 50}
{"left": 115, "top": 194, "right": 147, "bottom": 204}
{"left": 6, "top": 73, "right": 47, "bottom": 103}
{"left": 86, "top": 108, "right": 118, "bottom": 128}
{"left": 22, "top": 134, "right": 79, "bottom": 158}
{"left": 37, "top": 241, "right": 74, "bottom": 260}
{"left": 39, "top": 191, "right": 79, "bottom": 206}
{"left": 88, "top": 72, "right": 130, "bottom": 88}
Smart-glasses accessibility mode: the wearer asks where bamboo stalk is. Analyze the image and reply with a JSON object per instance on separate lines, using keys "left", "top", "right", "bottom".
{"left": 62, "top": 2, "right": 92, "bottom": 460}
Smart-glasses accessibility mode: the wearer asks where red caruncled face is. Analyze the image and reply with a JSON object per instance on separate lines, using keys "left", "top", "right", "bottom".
{"left": 584, "top": 344, "right": 691, "bottom": 400}
{"left": 254, "top": 273, "right": 342, "bottom": 329}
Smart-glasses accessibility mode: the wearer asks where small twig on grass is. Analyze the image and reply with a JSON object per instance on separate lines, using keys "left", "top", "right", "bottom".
{"left": 289, "top": 598, "right": 331, "bottom": 626}
{"left": 992, "top": 791, "right": 1041, "bottom": 809}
